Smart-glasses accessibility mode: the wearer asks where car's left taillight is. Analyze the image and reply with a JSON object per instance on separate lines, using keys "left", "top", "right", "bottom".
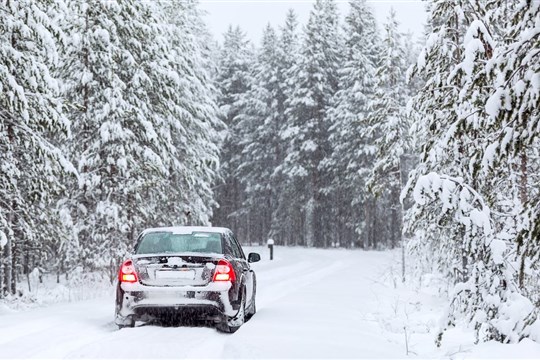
{"left": 119, "top": 259, "right": 138, "bottom": 283}
{"left": 212, "top": 259, "right": 236, "bottom": 282}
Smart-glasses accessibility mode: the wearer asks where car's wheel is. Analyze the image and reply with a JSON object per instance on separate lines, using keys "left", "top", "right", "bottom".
{"left": 217, "top": 287, "right": 246, "bottom": 333}
{"left": 116, "top": 316, "right": 135, "bottom": 329}
{"left": 246, "top": 279, "right": 256, "bottom": 321}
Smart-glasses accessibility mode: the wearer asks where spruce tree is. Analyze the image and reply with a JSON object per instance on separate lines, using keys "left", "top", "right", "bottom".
{"left": 324, "top": 0, "right": 380, "bottom": 248}
{"left": 0, "top": 0, "right": 72, "bottom": 296}
{"left": 405, "top": 0, "right": 539, "bottom": 344}
{"left": 213, "top": 26, "right": 254, "bottom": 240}
{"left": 234, "top": 24, "right": 282, "bottom": 244}
{"left": 157, "top": 0, "right": 222, "bottom": 228}
{"left": 270, "top": 9, "right": 302, "bottom": 246}
{"left": 367, "top": 9, "right": 412, "bottom": 249}
{"left": 282, "top": 0, "right": 342, "bottom": 247}
{"left": 405, "top": 0, "right": 480, "bottom": 284}
{"left": 59, "top": 0, "right": 181, "bottom": 275}
{"left": 480, "top": 0, "right": 540, "bottom": 338}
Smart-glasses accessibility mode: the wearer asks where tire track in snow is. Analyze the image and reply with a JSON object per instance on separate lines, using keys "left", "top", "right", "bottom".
{"left": 254, "top": 251, "right": 355, "bottom": 309}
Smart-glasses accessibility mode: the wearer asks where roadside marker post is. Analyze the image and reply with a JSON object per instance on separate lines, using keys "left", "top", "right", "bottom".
{"left": 267, "top": 239, "right": 274, "bottom": 260}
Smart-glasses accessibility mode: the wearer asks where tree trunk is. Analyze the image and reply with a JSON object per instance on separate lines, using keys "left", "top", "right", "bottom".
{"left": 305, "top": 196, "right": 316, "bottom": 248}
{"left": 5, "top": 211, "right": 13, "bottom": 296}
{"left": 10, "top": 237, "right": 17, "bottom": 294}
{"left": 460, "top": 228, "right": 468, "bottom": 283}
{"left": 390, "top": 205, "right": 398, "bottom": 248}
{"left": 0, "top": 243, "right": 3, "bottom": 298}
{"left": 519, "top": 152, "right": 528, "bottom": 204}
{"left": 518, "top": 152, "right": 528, "bottom": 288}
{"left": 398, "top": 156, "right": 406, "bottom": 283}
{"left": 363, "top": 198, "right": 372, "bottom": 249}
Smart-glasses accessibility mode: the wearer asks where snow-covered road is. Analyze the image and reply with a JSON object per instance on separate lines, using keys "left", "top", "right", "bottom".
{"left": 0, "top": 247, "right": 404, "bottom": 358}
{"left": 1, "top": 247, "right": 539, "bottom": 358}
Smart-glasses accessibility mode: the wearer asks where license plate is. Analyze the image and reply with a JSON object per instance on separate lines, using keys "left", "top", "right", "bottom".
{"left": 156, "top": 269, "right": 195, "bottom": 280}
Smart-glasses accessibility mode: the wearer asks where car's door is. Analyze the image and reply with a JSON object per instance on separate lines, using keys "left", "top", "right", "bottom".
{"left": 227, "top": 232, "right": 253, "bottom": 307}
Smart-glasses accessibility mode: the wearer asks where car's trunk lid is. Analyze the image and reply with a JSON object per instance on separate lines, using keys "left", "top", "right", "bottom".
{"left": 133, "top": 253, "right": 220, "bottom": 287}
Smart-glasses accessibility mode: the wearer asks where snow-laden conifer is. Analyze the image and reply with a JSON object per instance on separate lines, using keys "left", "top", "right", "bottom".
{"left": 281, "top": 0, "right": 342, "bottom": 247}
{"left": 0, "top": 0, "right": 73, "bottom": 296}
{"left": 157, "top": 0, "right": 222, "bottom": 227}
{"left": 324, "top": 0, "right": 380, "bottom": 248}
{"left": 212, "top": 26, "right": 254, "bottom": 240}
{"left": 367, "top": 9, "right": 415, "bottom": 249}
{"left": 405, "top": 0, "right": 480, "bottom": 284}
{"left": 269, "top": 9, "right": 302, "bottom": 246}
{"left": 59, "top": 0, "right": 222, "bottom": 275}
{"left": 405, "top": 0, "right": 540, "bottom": 344}
{"left": 234, "top": 25, "right": 283, "bottom": 244}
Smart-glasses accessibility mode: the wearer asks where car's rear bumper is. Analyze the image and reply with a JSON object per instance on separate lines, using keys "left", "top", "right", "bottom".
{"left": 115, "top": 281, "right": 234, "bottom": 325}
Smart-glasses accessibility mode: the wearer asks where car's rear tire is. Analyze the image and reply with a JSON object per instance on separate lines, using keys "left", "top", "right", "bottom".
{"left": 116, "top": 316, "right": 135, "bottom": 329}
{"left": 246, "top": 280, "right": 256, "bottom": 321}
{"left": 216, "top": 288, "right": 246, "bottom": 333}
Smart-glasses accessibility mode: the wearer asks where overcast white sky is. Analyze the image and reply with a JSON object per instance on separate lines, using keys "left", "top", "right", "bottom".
{"left": 199, "top": 0, "right": 427, "bottom": 45}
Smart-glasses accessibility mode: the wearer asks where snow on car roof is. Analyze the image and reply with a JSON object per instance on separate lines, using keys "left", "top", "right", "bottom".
{"left": 141, "top": 226, "right": 230, "bottom": 235}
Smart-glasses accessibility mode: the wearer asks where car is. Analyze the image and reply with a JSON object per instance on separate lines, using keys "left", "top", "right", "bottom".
{"left": 114, "top": 226, "right": 260, "bottom": 333}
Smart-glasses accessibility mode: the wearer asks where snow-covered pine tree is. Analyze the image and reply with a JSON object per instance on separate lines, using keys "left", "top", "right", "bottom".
{"left": 281, "top": 0, "right": 342, "bottom": 247}
{"left": 234, "top": 24, "right": 282, "bottom": 245}
{"left": 270, "top": 9, "right": 302, "bottom": 246}
{"left": 212, "top": 26, "right": 254, "bottom": 241}
{"left": 479, "top": 0, "right": 539, "bottom": 275}
{"left": 479, "top": 0, "right": 540, "bottom": 337}
{"left": 234, "top": 10, "right": 302, "bottom": 246}
{"left": 0, "top": 0, "right": 73, "bottom": 296}
{"left": 405, "top": 0, "right": 480, "bottom": 285}
{"left": 367, "top": 9, "right": 413, "bottom": 249}
{"left": 59, "top": 0, "right": 182, "bottom": 277}
{"left": 405, "top": 0, "right": 539, "bottom": 344}
{"left": 404, "top": 0, "right": 513, "bottom": 343}
{"left": 324, "top": 0, "right": 380, "bottom": 248}
{"left": 156, "top": 0, "right": 222, "bottom": 228}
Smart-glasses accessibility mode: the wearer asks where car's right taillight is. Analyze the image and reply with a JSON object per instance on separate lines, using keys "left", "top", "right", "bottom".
{"left": 213, "top": 259, "right": 236, "bottom": 282}
{"left": 119, "top": 259, "right": 138, "bottom": 283}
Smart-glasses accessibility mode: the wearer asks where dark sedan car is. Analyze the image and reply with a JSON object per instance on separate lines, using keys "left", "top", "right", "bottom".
{"left": 115, "top": 226, "right": 260, "bottom": 333}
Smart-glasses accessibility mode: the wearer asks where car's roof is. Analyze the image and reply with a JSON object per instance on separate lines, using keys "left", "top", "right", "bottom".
{"left": 140, "top": 226, "right": 231, "bottom": 235}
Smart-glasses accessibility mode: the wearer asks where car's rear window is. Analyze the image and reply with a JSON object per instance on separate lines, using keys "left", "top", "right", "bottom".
{"left": 136, "top": 232, "right": 223, "bottom": 254}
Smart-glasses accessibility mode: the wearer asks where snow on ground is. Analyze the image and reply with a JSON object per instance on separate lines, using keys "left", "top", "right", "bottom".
{"left": 0, "top": 268, "right": 112, "bottom": 313}
{"left": 0, "top": 246, "right": 539, "bottom": 358}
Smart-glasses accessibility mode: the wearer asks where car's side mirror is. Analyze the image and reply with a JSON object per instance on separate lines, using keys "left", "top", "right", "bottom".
{"left": 248, "top": 252, "right": 261, "bottom": 263}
